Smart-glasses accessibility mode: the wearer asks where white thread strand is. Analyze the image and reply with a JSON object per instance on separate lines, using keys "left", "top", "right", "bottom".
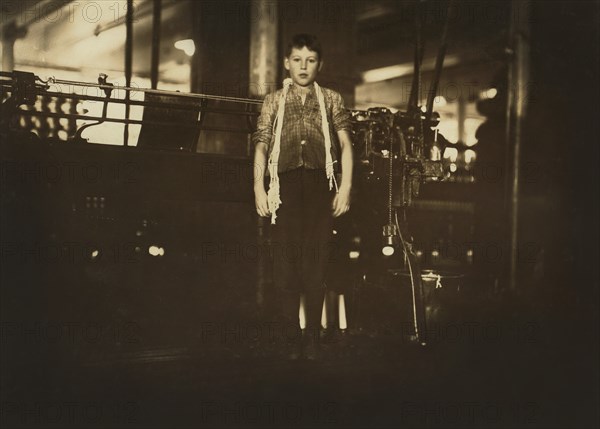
{"left": 267, "top": 80, "right": 334, "bottom": 224}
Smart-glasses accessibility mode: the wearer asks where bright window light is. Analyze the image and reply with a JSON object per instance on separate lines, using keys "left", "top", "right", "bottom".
{"left": 174, "top": 39, "right": 196, "bottom": 57}
{"left": 464, "top": 149, "right": 477, "bottom": 164}
{"left": 443, "top": 147, "right": 458, "bottom": 162}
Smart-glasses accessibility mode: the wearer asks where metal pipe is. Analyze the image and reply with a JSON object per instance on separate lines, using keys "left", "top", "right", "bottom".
{"left": 1, "top": 38, "right": 15, "bottom": 72}
{"left": 40, "top": 78, "right": 264, "bottom": 104}
{"left": 407, "top": 2, "right": 423, "bottom": 110}
{"left": 425, "top": 0, "right": 456, "bottom": 121}
{"left": 1, "top": 22, "right": 27, "bottom": 72}
{"left": 16, "top": 110, "right": 253, "bottom": 134}
{"left": 1, "top": 89, "right": 261, "bottom": 115}
{"left": 457, "top": 95, "right": 465, "bottom": 143}
{"left": 150, "top": 0, "right": 162, "bottom": 89}
{"left": 248, "top": 0, "right": 279, "bottom": 311}
{"left": 93, "top": 0, "right": 177, "bottom": 37}
{"left": 248, "top": 0, "right": 278, "bottom": 99}
{"left": 124, "top": 0, "right": 134, "bottom": 146}
{"left": 507, "top": 0, "right": 530, "bottom": 291}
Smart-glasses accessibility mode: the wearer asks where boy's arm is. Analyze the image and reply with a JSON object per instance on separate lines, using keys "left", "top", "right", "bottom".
{"left": 254, "top": 142, "right": 270, "bottom": 217}
{"left": 252, "top": 93, "right": 275, "bottom": 149}
{"left": 338, "top": 129, "right": 353, "bottom": 190}
{"left": 332, "top": 129, "right": 353, "bottom": 217}
{"left": 330, "top": 90, "right": 353, "bottom": 217}
{"left": 252, "top": 93, "right": 275, "bottom": 217}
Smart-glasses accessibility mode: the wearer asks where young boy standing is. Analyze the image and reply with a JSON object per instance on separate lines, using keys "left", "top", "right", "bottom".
{"left": 253, "top": 34, "right": 353, "bottom": 358}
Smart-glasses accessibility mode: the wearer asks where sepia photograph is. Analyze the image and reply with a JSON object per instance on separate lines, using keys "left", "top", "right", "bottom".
{"left": 1, "top": 0, "right": 598, "bottom": 428}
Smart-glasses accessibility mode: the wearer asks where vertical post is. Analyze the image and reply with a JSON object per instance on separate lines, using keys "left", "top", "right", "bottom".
{"left": 249, "top": 0, "right": 278, "bottom": 99}
{"left": 124, "top": 0, "right": 134, "bottom": 146}
{"left": 408, "top": 2, "right": 423, "bottom": 111}
{"left": 1, "top": 22, "right": 27, "bottom": 72}
{"left": 507, "top": 0, "right": 530, "bottom": 291}
{"left": 457, "top": 95, "right": 466, "bottom": 143}
{"left": 1, "top": 38, "right": 14, "bottom": 72}
{"left": 249, "top": 0, "right": 278, "bottom": 310}
{"left": 150, "top": 0, "right": 162, "bottom": 90}
{"left": 190, "top": 1, "right": 201, "bottom": 93}
{"left": 425, "top": 0, "right": 455, "bottom": 122}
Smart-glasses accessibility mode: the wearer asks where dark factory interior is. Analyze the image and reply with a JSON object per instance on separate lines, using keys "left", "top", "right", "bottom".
{"left": 1, "top": 1, "right": 598, "bottom": 428}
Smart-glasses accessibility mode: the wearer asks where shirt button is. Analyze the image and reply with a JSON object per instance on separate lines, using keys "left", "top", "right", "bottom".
{"left": 300, "top": 140, "right": 307, "bottom": 145}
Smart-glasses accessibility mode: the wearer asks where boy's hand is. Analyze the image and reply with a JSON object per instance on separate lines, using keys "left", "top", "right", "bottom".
{"left": 254, "top": 186, "right": 270, "bottom": 217}
{"left": 332, "top": 185, "right": 351, "bottom": 217}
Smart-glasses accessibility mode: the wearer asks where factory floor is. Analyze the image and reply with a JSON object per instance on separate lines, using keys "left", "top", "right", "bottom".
{"left": 3, "top": 279, "right": 597, "bottom": 429}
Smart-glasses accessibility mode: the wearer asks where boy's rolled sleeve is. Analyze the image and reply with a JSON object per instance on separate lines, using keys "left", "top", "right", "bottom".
{"left": 331, "top": 92, "right": 352, "bottom": 132}
{"left": 252, "top": 93, "right": 276, "bottom": 148}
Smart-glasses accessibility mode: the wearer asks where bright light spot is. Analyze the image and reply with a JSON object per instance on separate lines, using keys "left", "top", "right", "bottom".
{"left": 349, "top": 251, "right": 360, "bottom": 260}
{"left": 437, "top": 118, "right": 458, "bottom": 144}
{"left": 483, "top": 87, "right": 498, "bottom": 99}
{"left": 435, "top": 96, "right": 447, "bottom": 107}
{"left": 360, "top": 56, "right": 460, "bottom": 83}
{"left": 464, "top": 118, "right": 484, "bottom": 146}
{"left": 467, "top": 249, "right": 474, "bottom": 257}
{"left": 174, "top": 39, "right": 196, "bottom": 57}
{"left": 382, "top": 246, "right": 395, "bottom": 256}
{"left": 443, "top": 147, "right": 458, "bottom": 162}
{"left": 149, "top": 246, "right": 165, "bottom": 257}
{"left": 464, "top": 149, "right": 477, "bottom": 164}
{"left": 91, "top": 250, "right": 99, "bottom": 259}
{"left": 332, "top": 230, "right": 338, "bottom": 235}
{"left": 75, "top": 102, "right": 86, "bottom": 114}
{"left": 431, "top": 250, "right": 440, "bottom": 257}
{"left": 449, "top": 163, "right": 457, "bottom": 173}
{"left": 416, "top": 250, "right": 423, "bottom": 257}
{"left": 78, "top": 90, "right": 144, "bottom": 146}
{"left": 338, "top": 294, "right": 348, "bottom": 330}
{"left": 299, "top": 296, "right": 306, "bottom": 329}
{"left": 362, "top": 64, "right": 414, "bottom": 83}
{"left": 465, "top": 136, "right": 478, "bottom": 147}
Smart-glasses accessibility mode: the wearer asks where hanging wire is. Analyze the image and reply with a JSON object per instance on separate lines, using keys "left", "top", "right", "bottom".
{"left": 395, "top": 209, "right": 420, "bottom": 340}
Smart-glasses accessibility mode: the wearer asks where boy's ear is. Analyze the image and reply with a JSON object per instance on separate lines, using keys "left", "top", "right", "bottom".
{"left": 318, "top": 60, "right": 324, "bottom": 72}
{"left": 284, "top": 57, "right": 290, "bottom": 71}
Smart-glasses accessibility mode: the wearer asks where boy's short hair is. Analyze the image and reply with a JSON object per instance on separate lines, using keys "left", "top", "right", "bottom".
{"left": 285, "top": 33, "right": 322, "bottom": 61}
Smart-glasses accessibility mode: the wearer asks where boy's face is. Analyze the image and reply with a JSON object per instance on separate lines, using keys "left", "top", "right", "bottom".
{"left": 284, "top": 46, "right": 322, "bottom": 87}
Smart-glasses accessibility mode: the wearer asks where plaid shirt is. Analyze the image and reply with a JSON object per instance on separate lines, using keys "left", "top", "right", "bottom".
{"left": 252, "top": 84, "right": 351, "bottom": 174}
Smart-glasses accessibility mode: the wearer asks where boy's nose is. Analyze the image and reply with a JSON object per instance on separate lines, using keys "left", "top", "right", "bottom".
{"left": 301, "top": 61, "right": 307, "bottom": 69}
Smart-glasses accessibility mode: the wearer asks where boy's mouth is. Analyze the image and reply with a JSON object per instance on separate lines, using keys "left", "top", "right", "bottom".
{"left": 299, "top": 73, "right": 308, "bottom": 78}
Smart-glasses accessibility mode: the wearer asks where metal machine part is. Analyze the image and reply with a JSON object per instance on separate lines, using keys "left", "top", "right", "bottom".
{"left": 0, "top": 70, "right": 262, "bottom": 150}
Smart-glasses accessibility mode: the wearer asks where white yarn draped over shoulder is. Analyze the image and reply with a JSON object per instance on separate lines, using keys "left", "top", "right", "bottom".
{"left": 267, "top": 79, "right": 337, "bottom": 224}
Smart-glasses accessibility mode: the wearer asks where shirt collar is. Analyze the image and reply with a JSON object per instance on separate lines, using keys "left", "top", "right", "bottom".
{"left": 289, "top": 83, "right": 318, "bottom": 108}
{"left": 290, "top": 83, "right": 316, "bottom": 96}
